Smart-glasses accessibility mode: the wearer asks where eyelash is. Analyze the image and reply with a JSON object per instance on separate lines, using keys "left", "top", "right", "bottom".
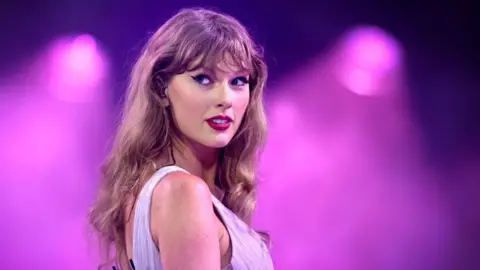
{"left": 192, "top": 74, "right": 212, "bottom": 85}
{"left": 191, "top": 74, "right": 249, "bottom": 87}
{"left": 231, "top": 77, "right": 249, "bottom": 86}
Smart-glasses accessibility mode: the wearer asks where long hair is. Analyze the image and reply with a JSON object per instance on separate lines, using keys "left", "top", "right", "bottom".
{"left": 88, "top": 7, "right": 268, "bottom": 266}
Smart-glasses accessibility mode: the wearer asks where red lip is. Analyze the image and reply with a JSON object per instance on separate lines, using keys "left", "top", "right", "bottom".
{"left": 206, "top": 115, "right": 232, "bottom": 131}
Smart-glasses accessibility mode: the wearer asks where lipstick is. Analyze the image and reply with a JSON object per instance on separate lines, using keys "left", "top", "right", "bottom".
{"left": 206, "top": 115, "right": 232, "bottom": 131}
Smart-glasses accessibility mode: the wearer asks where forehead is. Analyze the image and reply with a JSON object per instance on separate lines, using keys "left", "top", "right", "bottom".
{"left": 188, "top": 53, "right": 250, "bottom": 75}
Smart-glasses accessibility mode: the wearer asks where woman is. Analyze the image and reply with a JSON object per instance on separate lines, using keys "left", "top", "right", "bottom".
{"left": 88, "top": 7, "right": 274, "bottom": 270}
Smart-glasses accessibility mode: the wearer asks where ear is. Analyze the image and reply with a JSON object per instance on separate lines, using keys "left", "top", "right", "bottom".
{"left": 159, "top": 86, "right": 170, "bottom": 107}
{"left": 153, "top": 74, "right": 170, "bottom": 107}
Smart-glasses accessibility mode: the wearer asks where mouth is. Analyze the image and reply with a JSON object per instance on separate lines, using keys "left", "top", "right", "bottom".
{"left": 206, "top": 115, "right": 233, "bottom": 131}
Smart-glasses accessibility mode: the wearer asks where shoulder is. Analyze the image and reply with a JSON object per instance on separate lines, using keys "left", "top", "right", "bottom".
{"left": 151, "top": 171, "right": 213, "bottom": 209}
{"left": 149, "top": 171, "right": 216, "bottom": 237}
{"left": 149, "top": 171, "right": 221, "bottom": 268}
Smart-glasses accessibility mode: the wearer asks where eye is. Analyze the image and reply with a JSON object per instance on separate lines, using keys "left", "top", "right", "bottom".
{"left": 231, "top": 76, "right": 249, "bottom": 87}
{"left": 191, "top": 74, "right": 212, "bottom": 85}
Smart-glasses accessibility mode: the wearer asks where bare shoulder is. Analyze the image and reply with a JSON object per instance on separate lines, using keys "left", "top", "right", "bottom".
{"left": 150, "top": 171, "right": 220, "bottom": 269}
{"left": 151, "top": 171, "right": 213, "bottom": 215}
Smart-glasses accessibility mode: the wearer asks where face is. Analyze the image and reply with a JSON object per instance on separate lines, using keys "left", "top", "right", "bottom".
{"left": 165, "top": 58, "right": 250, "bottom": 149}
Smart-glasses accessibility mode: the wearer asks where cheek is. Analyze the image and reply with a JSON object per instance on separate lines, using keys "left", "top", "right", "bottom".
{"left": 171, "top": 97, "right": 205, "bottom": 124}
{"left": 169, "top": 94, "right": 199, "bottom": 129}
{"left": 234, "top": 92, "right": 250, "bottom": 116}
{"left": 169, "top": 85, "right": 204, "bottom": 114}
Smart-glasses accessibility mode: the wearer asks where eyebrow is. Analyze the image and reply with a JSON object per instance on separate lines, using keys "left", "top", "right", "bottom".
{"left": 193, "top": 66, "right": 250, "bottom": 77}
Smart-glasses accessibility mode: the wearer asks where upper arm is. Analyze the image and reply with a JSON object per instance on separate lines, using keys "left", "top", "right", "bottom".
{"left": 150, "top": 172, "right": 221, "bottom": 270}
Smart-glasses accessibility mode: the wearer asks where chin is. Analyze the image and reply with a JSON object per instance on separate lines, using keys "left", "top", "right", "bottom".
{"left": 205, "top": 139, "right": 231, "bottom": 148}
{"left": 203, "top": 134, "right": 233, "bottom": 148}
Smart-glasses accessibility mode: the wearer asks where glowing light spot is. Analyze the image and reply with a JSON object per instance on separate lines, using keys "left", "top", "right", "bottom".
{"left": 47, "top": 34, "right": 108, "bottom": 103}
{"left": 337, "top": 26, "right": 402, "bottom": 96}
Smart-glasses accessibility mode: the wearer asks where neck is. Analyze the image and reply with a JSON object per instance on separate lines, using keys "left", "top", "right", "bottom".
{"left": 168, "top": 137, "right": 219, "bottom": 191}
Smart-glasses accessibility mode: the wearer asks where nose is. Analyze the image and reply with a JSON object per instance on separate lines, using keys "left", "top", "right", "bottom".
{"left": 215, "top": 83, "right": 233, "bottom": 109}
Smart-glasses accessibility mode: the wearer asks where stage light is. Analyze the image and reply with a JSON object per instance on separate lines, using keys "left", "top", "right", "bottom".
{"left": 47, "top": 34, "right": 108, "bottom": 103}
{"left": 336, "top": 26, "right": 402, "bottom": 96}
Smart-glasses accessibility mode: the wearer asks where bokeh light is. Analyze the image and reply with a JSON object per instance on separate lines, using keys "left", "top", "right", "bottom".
{"left": 47, "top": 34, "right": 107, "bottom": 103}
{"left": 336, "top": 26, "right": 402, "bottom": 96}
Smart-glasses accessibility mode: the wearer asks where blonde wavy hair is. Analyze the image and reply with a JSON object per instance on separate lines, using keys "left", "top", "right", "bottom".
{"left": 88, "top": 7, "right": 268, "bottom": 266}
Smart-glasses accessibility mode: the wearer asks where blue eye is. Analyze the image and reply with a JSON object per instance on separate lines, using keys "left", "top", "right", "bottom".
{"left": 191, "top": 74, "right": 212, "bottom": 85}
{"left": 231, "top": 76, "right": 249, "bottom": 87}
